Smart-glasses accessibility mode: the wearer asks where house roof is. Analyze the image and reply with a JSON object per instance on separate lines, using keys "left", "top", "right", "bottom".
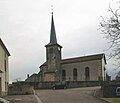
{"left": 0, "top": 38, "right": 10, "bottom": 56}
{"left": 39, "top": 53, "right": 106, "bottom": 68}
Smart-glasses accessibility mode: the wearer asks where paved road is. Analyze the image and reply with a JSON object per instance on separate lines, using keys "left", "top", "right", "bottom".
{"left": 4, "top": 95, "right": 38, "bottom": 103}
{"left": 4, "top": 87, "right": 109, "bottom": 103}
{"left": 35, "top": 87, "right": 108, "bottom": 103}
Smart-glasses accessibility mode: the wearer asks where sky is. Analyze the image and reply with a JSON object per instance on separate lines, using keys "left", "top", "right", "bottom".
{"left": 0, "top": 0, "right": 118, "bottom": 82}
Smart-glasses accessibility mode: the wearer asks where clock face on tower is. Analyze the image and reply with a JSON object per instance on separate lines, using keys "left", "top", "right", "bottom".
{"left": 58, "top": 47, "right": 60, "bottom": 51}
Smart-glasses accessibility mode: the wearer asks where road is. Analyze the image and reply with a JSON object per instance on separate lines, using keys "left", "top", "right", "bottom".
{"left": 4, "top": 95, "right": 38, "bottom": 103}
{"left": 35, "top": 86, "right": 108, "bottom": 103}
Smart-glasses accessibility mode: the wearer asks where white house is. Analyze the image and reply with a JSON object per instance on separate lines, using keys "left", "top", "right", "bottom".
{"left": 0, "top": 38, "right": 10, "bottom": 96}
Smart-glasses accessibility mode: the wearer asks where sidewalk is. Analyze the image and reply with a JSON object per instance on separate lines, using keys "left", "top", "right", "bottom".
{"left": 93, "top": 88, "right": 113, "bottom": 103}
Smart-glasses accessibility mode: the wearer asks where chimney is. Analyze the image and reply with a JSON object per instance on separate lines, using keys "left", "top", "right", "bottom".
{"left": 27, "top": 74, "right": 29, "bottom": 78}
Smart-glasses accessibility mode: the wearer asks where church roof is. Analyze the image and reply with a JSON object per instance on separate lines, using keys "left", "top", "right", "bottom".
{"left": 39, "top": 62, "right": 47, "bottom": 68}
{"left": 61, "top": 53, "right": 106, "bottom": 64}
{"left": 39, "top": 53, "right": 106, "bottom": 68}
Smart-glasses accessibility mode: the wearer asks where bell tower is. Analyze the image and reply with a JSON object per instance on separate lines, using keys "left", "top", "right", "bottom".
{"left": 44, "top": 12, "right": 62, "bottom": 82}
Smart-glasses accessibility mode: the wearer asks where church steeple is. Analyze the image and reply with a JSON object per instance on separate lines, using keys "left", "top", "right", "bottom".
{"left": 45, "top": 12, "right": 62, "bottom": 47}
{"left": 50, "top": 13, "right": 57, "bottom": 44}
{"left": 44, "top": 11, "right": 62, "bottom": 82}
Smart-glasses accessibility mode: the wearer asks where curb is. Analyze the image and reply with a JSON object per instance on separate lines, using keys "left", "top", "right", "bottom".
{"left": 93, "top": 90, "right": 113, "bottom": 103}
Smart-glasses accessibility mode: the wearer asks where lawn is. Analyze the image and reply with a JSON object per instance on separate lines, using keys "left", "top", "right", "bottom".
{"left": 111, "top": 98, "right": 120, "bottom": 103}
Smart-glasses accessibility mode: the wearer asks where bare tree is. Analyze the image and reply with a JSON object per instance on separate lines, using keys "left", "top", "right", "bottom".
{"left": 100, "top": 3, "right": 120, "bottom": 69}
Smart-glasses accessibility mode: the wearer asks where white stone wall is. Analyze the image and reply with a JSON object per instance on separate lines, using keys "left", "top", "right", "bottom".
{"left": 0, "top": 45, "right": 9, "bottom": 96}
{"left": 101, "top": 57, "right": 106, "bottom": 80}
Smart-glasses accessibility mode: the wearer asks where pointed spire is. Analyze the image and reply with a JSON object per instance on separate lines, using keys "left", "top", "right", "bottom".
{"left": 50, "top": 11, "right": 57, "bottom": 44}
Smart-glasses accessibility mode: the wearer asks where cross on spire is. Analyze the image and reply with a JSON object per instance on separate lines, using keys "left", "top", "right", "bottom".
{"left": 51, "top": 5, "right": 53, "bottom": 14}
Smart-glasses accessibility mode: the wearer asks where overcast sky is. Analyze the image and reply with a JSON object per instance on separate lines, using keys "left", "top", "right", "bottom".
{"left": 0, "top": 0, "right": 117, "bottom": 82}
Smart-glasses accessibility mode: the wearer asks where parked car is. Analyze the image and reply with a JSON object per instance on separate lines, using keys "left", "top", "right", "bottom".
{"left": 52, "top": 82, "right": 67, "bottom": 89}
{"left": 116, "top": 87, "right": 120, "bottom": 96}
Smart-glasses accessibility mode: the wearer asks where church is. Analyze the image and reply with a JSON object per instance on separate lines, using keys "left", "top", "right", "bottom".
{"left": 26, "top": 13, "right": 107, "bottom": 83}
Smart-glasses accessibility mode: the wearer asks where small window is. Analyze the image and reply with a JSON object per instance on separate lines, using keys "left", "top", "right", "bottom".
{"left": 4, "top": 60, "right": 6, "bottom": 71}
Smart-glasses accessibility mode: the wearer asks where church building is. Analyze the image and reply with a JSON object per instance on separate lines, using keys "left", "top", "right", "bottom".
{"left": 26, "top": 13, "right": 107, "bottom": 83}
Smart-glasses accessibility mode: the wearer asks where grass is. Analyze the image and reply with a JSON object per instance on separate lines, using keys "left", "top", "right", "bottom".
{"left": 111, "top": 98, "right": 120, "bottom": 103}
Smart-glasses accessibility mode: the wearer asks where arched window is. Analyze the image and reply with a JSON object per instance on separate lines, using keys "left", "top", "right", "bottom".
{"left": 62, "top": 70, "right": 66, "bottom": 81}
{"left": 85, "top": 67, "right": 90, "bottom": 81}
{"left": 73, "top": 68, "right": 77, "bottom": 81}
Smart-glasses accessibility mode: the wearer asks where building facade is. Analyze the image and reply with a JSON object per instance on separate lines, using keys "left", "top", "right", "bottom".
{"left": 26, "top": 13, "right": 107, "bottom": 83}
{"left": 0, "top": 39, "right": 10, "bottom": 96}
